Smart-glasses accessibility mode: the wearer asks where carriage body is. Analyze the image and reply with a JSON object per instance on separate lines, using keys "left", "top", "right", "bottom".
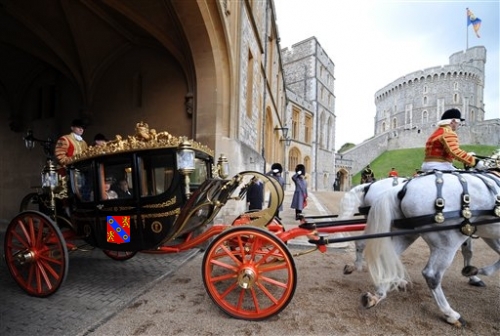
{"left": 68, "top": 146, "right": 217, "bottom": 252}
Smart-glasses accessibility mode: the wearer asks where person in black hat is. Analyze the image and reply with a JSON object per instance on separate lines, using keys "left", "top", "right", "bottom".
{"left": 421, "top": 108, "right": 478, "bottom": 171}
{"left": 267, "top": 163, "right": 285, "bottom": 220}
{"left": 246, "top": 176, "right": 264, "bottom": 211}
{"left": 93, "top": 133, "right": 108, "bottom": 146}
{"left": 291, "top": 164, "right": 308, "bottom": 220}
{"left": 54, "top": 119, "right": 88, "bottom": 166}
{"left": 361, "top": 164, "right": 375, "bottom": 183}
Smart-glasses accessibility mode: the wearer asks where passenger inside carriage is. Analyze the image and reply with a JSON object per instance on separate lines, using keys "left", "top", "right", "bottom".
{"left": 103, "top": 177, "right": 118, "bottom": 200}
{"left": 115, "top": 178, "right": 133, "bottom": 198}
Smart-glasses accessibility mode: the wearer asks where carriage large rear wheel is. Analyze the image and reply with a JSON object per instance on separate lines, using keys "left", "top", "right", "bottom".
{"left": 4, "top": 211, "right": 69, "bottom": 297}
{"left": 202, "top": 226, "right": 296, "bottom": 320}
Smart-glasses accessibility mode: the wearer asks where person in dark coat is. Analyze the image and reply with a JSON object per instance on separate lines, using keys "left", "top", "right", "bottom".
{"left": 267, "top": 163, "right": 285, "bottom": 220}
{"left": 246, "top": 177, "right": 264, "bottom": 211}
{"left": 291, "top": 164, "right": 308, "bottom": 220}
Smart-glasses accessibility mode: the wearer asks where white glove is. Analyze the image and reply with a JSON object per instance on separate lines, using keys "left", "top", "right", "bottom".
{"left": 297, "top": 171, "right": 302, "bottom": 175}
{"left": 468, "top": 152, "right": 476, "bottom": 156}
{"left": 475, "top": 160, "right": 487, "bottom": 170}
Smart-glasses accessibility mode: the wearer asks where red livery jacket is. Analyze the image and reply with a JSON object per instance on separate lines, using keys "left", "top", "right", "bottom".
{"left": 423, "top": 125, "right": 475, "bottom": 166}
{"left": 55, "top": 133, "right": 88, "bottom": 166}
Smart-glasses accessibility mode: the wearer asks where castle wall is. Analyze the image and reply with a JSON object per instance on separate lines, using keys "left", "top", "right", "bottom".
{"left": 281, "top": 37, "right": 336, "bottom": 191}
{"left": 374, "top": 47, "right": 486, "bottom": 136}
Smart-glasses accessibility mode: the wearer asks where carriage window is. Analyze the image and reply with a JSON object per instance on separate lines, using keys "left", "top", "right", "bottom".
{"left": 72, "top": 164, "right": 94, "bottom": 202}
{"left": 97, "top": 157, "right": 134, "bottom": 201}
{"left": 138, "top": 152, "right": 176, "bottom": 197}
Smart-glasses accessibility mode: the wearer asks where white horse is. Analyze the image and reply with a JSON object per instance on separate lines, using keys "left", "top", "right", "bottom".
{"left": 338, "top": 177, "right": 407, "bottom": 274}
{"left": 362, "top": 170, "right": 500, "bottom": 326}
{"left": 339, "top": 176, "right": 487, "bottom": 286}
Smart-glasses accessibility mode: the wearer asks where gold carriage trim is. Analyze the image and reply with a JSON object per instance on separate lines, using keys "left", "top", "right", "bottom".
{"left": 68, "top": 121, "right": 214, "bottom": 164}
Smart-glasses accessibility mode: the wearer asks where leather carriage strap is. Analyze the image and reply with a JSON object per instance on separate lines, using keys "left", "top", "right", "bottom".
{"left": 393, "top": 170, "right": 500, "bottom": 229}
{"left": 433, "top": 171, "right": 445, "bottom": 223}
{"left": 393, "top": 209, "right": 494, "bottom": 229}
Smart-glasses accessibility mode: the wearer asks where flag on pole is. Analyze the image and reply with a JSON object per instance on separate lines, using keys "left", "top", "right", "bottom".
{"left": 467, "top": 8, "right": 481, "bottom": 38}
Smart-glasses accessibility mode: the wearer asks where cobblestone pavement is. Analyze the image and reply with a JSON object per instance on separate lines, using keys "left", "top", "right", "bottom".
{"left": 0, "top": 234, "right": 200, "bottom": 336}
{"left": 0, "top": 190, "right": 353, "bottom": 335}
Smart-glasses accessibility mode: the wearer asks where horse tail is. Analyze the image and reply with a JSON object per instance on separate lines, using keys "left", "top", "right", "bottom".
{"left": 364, "top": 189, "right": 409, "bottom": 293}
{"left": 337, "top": 184, "right": 366, "bottom": 219}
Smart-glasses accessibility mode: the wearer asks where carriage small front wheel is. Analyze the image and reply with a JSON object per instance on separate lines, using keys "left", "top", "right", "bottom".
{"left": 202, "top": 226, "right": 297, "bottom": 320}
{"left": 102, "top": 250, "right": 137, "bottom": 261}
{"left": 4, "top": 211, "right": 69, "bottom": 297}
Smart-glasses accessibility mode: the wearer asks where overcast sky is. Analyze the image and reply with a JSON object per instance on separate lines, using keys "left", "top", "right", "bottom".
{"left": 273, "top": 0, "right": 499, "bottom": 150}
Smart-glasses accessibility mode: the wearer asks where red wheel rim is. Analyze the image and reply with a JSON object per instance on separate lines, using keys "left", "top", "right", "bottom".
{"left": 102, "top": 250, "right": 137, "bottom": 261}
{"left": 4, "top": 212, "right": 68, "bottom": 297}
{"left": 202, "top": 227, "right": 296, "bottom": 320}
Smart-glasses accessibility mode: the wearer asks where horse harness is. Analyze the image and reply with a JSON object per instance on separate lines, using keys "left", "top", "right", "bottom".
{"left": 393, "top": 170, "right": 500, "bottom": 236}
{"left": 358, "top": 177, "right": 404, "bottom": 216}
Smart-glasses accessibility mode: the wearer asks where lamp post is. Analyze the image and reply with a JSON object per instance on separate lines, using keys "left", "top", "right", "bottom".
{"left": 23, "top": 130, "right": 54, "bottom": 158}
{"left": 176, "top": 137, "right": 195, "bottom": 199}
{"left": 274, "top": 126, "right": 289, "bottom": 139}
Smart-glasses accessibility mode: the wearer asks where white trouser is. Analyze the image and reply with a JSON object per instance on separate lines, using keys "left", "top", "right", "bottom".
{"left": 421, "top": 161, "right": 456, "bottom": 171}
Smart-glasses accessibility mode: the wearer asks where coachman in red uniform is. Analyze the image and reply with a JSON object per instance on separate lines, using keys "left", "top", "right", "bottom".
{"left": 55, "top": 119, "right": 88, "bottom": 166}
{"left": 421, "top": 108, "right": 476, "bottom": 171}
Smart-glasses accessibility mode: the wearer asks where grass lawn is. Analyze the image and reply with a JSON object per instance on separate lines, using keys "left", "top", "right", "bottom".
{"left": 352, "top": 145, "right": 498, "bottom": 185}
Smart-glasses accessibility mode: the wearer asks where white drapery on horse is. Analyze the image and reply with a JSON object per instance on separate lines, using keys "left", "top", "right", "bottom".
{"left": 361, "top": 165, "right": 500, "bottom": 326}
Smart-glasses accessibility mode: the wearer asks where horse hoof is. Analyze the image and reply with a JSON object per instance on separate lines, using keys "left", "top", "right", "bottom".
{"left": 468, "top": 279, "right": 486, "bottom": 287}
{"left": 462, "top": 265, "right": 478, "bottom": 277}
{"left": 343, "top": 265, "right": 354, "bottom": 274}
{"left": 445, "top": 315, "right": 467, "bottom": 328}
{"left": 360, "top": 293, "right": 377, "bottom": 308}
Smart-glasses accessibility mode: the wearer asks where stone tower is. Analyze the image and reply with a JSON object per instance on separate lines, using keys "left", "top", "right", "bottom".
{"left": 374, "top": 46, "right": 486, "bottom": 134}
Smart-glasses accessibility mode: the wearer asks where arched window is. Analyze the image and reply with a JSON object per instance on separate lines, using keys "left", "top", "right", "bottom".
{"left": 288, "top": 148, "right": 300, "bottom": 173}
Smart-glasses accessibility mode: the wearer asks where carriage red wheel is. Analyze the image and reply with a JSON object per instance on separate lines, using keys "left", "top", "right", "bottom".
{"left": 102, "top": 250, "right": 137, "bottom": 261}
{"left": 202, "top": 226, "right": 296, "bottom": 320}
{"left": 4, "top": 211, "right": 69, "bottom": 297}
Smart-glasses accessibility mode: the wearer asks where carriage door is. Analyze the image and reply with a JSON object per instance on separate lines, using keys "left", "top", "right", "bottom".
{"left": 92, "top": 155, "right": 137, "bottom": 248}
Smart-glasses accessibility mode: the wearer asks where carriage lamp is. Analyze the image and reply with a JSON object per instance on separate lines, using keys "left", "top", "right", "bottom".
{"left": 217, "top": 153, "right": 229, "bottom": 179}
{"left": 24, "top": 130, "right": 36, "bottom": 150}
{"left": 41, "top": 160, "right": 59, "bottom": 190}
{"left": 177, "top": 137, "right": 195, "bottom": 199}
{"left": 41, "top": 159, "right": 59, "bottom": 211}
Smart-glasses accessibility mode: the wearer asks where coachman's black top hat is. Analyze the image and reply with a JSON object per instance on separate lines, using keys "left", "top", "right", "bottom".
{"left": 441, "top": 108, "right": 464, "bottom": 121}
{"left": 71, "top": 119, "right": 86, "bottom": 128}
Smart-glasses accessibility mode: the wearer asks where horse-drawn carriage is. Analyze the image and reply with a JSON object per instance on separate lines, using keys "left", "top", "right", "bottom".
{"left": 4, "top": 122, "right": 500, "bottom": 325}
{"left": 5, "top": 122, "right": 327, "bottom": 320}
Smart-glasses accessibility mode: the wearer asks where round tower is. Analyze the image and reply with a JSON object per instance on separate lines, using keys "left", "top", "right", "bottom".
{"left": 374, "top": 46, "right": 486, "bottom": 135}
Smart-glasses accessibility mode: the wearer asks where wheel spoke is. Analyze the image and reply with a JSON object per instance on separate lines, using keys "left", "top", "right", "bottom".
{"left": 5, "top": 211, "right": 68, "bottom": 297}
{"left": 202, "top": 227, "right": 296, "bottom": 320}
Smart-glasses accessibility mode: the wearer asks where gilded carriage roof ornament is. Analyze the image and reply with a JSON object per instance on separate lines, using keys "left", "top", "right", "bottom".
{"left": 68, "top": 122, "right": 214, "bottom": 164}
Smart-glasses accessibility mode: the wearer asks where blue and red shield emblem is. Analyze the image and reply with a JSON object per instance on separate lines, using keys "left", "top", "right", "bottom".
{"left": 106, "top": 216, "right": 131, "bottom": 244}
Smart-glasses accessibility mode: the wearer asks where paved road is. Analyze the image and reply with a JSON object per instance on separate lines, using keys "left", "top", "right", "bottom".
{"left": 0, "top": 235, "right": 199, "bottom": 336}
{"left": 0, "top": 190, "right": 349, "bottom": 335}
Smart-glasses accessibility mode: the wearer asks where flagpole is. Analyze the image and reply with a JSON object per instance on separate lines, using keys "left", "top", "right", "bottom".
{"left": 466, "top": 8, "right": 469, "bottom": 50}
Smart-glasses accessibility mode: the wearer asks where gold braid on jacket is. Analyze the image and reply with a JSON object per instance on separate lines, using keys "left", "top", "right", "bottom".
{"left": 423, "top": 125, "right": 475, "bottom": 166}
